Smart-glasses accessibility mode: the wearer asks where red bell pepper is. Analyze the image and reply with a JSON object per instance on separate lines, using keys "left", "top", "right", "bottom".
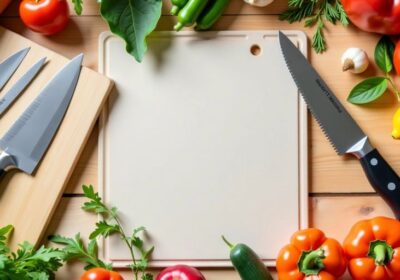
{"left": 342, "top": 0, "right": 400, "bottom": 34}
{"left": 156, "top": 265, "right": 206, "bottom": 280}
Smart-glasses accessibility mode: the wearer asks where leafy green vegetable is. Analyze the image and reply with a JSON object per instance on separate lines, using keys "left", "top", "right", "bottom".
{"left": 49, "top": 234, "right": 112, "bottom": 271}
{"left": 348, "top": 77, "right": 388, "bottom": 104}
{"left": 100, "top": 0, "right": 162, "bottom": 62}
{"left": 348, "top": 36, "right": 400, "bottom": 104}
{"left": 0, "top": 229, "right": 64, "bottom": 280}
{"left": 72, "top": 0, "right": 83, "bottom": 15}
{"left": 375, "top": 36, "right": 395, "bottom": 73}
{"left": 52, "top": 185, "right": 154, "bottom": 280}
{"left": 280, "top": 0, "right": 348, "bottom": 53}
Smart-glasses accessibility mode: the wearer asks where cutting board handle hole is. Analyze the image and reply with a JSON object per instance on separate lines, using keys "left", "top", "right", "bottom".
{"left": 250, "top": 44, "right": 262, "bottom": 56}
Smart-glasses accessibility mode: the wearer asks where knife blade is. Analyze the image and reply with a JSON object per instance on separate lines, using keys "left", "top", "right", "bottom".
{"left": 279, "top": 31, "right": 400, "bottom": 219}
{"left": 0, "top": 53, "right": 83, "bottom": 179}
{"left": 0, "top": 57, "right": 46, "bottom": 116}
{"left": 0, "top": 47, "right": 30, "bottom": 91}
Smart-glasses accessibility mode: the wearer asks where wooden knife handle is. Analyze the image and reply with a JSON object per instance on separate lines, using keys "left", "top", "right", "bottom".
{"left": 360, "top": 149, "right": 400, "bottom": 219}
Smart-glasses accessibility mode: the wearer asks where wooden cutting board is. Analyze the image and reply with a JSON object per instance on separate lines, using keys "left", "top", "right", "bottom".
{"left": 0, "top": 27, "right": 113, "bottom": 249}
{"left": 99, "top": 30, "right": 308, "bottom": 267}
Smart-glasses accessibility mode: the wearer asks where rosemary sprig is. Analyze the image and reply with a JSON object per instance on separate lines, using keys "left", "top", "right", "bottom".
{"left": 280, "top": 0, "right": 349, "bottom": 53}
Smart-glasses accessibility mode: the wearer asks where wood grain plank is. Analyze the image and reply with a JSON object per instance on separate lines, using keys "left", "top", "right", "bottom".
{"left": 47, "top": 196, "right": 388, "bottom": 279}
{"left": 2, "top": 0, "right": 288, "bottom": 17}
{"left": 1, "top": 16, "right": 395, "bottom": 194}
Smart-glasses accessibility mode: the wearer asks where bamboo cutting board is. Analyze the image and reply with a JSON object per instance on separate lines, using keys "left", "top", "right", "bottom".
{"left": 0, "top": 27, "right": 113, "bottom": 249}
{"left": 99, "top": 31, "right": 308, "bottom": 267}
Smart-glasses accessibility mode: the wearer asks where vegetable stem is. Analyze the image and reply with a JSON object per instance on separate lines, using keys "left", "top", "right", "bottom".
{"left": 368, "top": 240, "right": 394, "bottom": 266}
{"left": 222, "top": 235, "right": 235, "bottom": 249}
{"left": 298, "top": 248, "right": 325, "bottom": 276}
{"left": 387, "top": 74, "right": 400, "bottom": 101}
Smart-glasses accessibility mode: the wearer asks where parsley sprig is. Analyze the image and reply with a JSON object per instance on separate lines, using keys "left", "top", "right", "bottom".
{"left": 0, "top": 225, "right": 64, "bottom": 280}
{"left": 280, "top": 0, "right": 349, "bottom": 53}
{"left": 51, "top": 185, "right": 154, "bottom": 280}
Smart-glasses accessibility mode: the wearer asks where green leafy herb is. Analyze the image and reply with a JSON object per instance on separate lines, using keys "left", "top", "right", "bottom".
{"left": 348, "top": 36, "right": 400, "bottom": 104}
{"left": 49, "top": 234, "right": 112, "bottom": 271}
{"left": 53, "top": 185, "right": 154, "bottom": 280}
{"left": 100, "top": 0, "right": 162, "bottom": 62}
{"left": 0, "top": 227, "right": 64, "bottom": 280}
{"left": 280, "top": 0, "right": 349, "bottom": 53}
{"left": 375, "top": 36, "right": 395, "bottom": 73}
{"left": 72, "top": 0, "right": 83, "bottom": 15}
{"left": 348, "top": 77, "right": 388, "bottom": 104}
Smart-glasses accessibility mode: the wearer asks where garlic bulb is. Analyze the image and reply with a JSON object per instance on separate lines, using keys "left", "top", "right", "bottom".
{"left": 341, "top": 48, "right": 369, "bottom": 74}
{"left": 243, "top": 0, "right": 274, "bottom": 7}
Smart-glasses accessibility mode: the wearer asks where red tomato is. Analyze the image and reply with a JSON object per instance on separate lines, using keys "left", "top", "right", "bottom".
{"left": 19, "top": 0, "right": 69, "bottom": 35}
{"left": 80, "top": 268, "right": 124, "bottom": 280}
{"left": 395, "top": 42, "right": 400, "bottom": 76}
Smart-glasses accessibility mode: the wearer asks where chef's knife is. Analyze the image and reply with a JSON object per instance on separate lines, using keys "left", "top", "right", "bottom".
{"left": 0, "top": 47, "right": 30, "bottom": 91}
{"left": 0, "top": 54, "right": 83, "bottom": 179}
{"left": 279, "top": 31, "right": 400, "bottom": 219}
{"left": 0, "top": 57, "right": 46, "bottom": 116}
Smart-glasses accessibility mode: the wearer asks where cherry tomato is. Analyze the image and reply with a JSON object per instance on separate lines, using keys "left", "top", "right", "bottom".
{"left": 80, "top": 268, "right": 124, "bottom": 280}
{"left": 394, "top": 42, "right": 400, "bottom": 76}
{"left": 19, "top": 0, "right": 69, "bottom": 35}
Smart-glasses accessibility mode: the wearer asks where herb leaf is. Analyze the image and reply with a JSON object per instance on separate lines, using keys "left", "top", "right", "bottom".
{"left": 280, "top": 0, "right": 348, "bottom": 53}
{"left": 89, "top": 221, "right": 120, "bottom": 240}
{"left": 100, "top": 0, "right": 162, "bottom": 62}
{"left": 72, "top": 0, "right": 83, "bottom": 15}
{"left": 348, "top": 77, "right": 388, "bottom": 104}
{"left": 375, "top": 36, "right": 395, "bottom": 73}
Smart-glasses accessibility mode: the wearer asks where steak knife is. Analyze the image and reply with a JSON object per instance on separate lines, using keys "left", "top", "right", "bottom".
{"left": 0, "top": 57, "right": 46, "bottom": 116}
{"left": 0, "top": 54, "right": 83, "bottom": 180}
{"left": 0, "top": 47, "right": 30, "bottom": 91}
{"left": 279, "top": 31, "right": 400, "bottom": 219}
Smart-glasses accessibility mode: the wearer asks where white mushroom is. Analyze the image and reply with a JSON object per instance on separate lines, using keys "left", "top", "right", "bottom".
{"left": 243, "top": 0, "right": 274, "bottom": 7}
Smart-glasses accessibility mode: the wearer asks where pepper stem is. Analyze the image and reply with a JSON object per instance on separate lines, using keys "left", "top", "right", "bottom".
{"left": 298, "top": 248, "right": 325, "bottom": 276}
{"left": 221, "top": 235, "right": 235, "bottom": 249}
{"left": 368, "top": 240, "right": 394, "bottom": 266}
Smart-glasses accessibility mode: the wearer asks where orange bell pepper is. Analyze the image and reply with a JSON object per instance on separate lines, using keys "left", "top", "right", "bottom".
{"left": 276, "top": 228, "right": 347, "bottom": 280}
{"left": 343, "top": 216, "right": 400, "bottom": 280}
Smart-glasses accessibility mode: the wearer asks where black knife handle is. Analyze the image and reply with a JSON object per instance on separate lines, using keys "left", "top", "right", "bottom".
{"left": 360, "top": 149, "right": 400, "bottom": 219}
{"left": 0, "top": 169, "right": 4, "bottom": 180}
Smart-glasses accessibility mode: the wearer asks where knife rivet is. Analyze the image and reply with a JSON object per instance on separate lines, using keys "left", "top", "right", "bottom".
{"left": 370, "top": 158, "right": 378, "bottom": 166}
{"left": 388, "top": 182, "right": 396, "bottom": 191}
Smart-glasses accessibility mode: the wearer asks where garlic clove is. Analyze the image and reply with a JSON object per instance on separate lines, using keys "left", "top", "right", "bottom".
{"left": 341, "top": 47, "right": 369, "bottom": 74}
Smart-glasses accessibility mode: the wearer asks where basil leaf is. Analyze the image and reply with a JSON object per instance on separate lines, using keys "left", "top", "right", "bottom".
{"left": 100, "top": 0, "right": 162, "bottom": 62}
{"left": 375, "top": 36, "right": 395, "bottom": 73}
{"left": 348, "top": 77, "right": 388, "bottom": 104}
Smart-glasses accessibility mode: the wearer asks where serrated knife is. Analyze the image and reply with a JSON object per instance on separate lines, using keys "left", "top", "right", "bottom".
{"left": 0, "top": 57, "right": 46, "bottom": 116}
{"left": 279, "top": 31, "right": 400, "bottom": 219}
{"left": 0, "top": 54, "right": 83, "bottom": 180}
{"left": 0, "top": 47, "right": 30, "bottom": 91}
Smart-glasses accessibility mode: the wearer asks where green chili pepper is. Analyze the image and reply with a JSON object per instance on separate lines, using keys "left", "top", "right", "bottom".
{"left": 170, "top": 0, "right": 189, "bottom": 16}
{"left": 174, "top": 0, "right": 210, "bottom": 31}
{"left": 196, "top": 0, "right": 231, "bottom": 30}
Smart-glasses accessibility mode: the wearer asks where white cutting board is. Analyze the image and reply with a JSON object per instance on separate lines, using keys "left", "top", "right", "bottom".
{"left": 98, "top": 30, "right": 308, "bottom": 267}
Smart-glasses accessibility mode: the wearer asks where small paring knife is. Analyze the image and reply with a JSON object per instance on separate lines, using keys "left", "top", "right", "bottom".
{"left": 0, "top": 47, "right": 30, "bottom": 91}
{"left": 0, "top": 54, "right": 83, "bottom": 180}
{"left": 279, "top": 31, "right": 400, "bottom": 219}
{"left": 0, "top": 57, "right": 47, "bottom": 116}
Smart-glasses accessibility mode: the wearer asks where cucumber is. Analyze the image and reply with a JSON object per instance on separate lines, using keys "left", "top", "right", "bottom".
{"left": 222, "top": 236, "right": 273, "bottom": 280}
{"left": 196, "top": 0, "right": 231, "bottom": 30}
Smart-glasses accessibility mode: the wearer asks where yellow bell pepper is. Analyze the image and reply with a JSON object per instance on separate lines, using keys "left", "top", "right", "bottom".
{"left": 392, "top": 108, "right": 400, "bottom": 139}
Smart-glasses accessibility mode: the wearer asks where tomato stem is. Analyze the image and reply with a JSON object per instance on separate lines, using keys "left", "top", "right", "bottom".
{"left": 368, "top": 240, "right": 394, "bottom": 266}
{"left": 298, "top": 248, "right": 325, "bottom": 276}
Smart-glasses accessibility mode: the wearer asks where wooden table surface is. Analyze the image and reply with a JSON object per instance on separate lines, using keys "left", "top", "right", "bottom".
{"left": 1, "top": 0, "right": 398, "bottom": 279}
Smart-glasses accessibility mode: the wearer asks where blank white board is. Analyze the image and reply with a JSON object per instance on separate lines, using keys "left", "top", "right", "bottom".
{"left": 99, "top": 30, "right": 308, "bottom": 267}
